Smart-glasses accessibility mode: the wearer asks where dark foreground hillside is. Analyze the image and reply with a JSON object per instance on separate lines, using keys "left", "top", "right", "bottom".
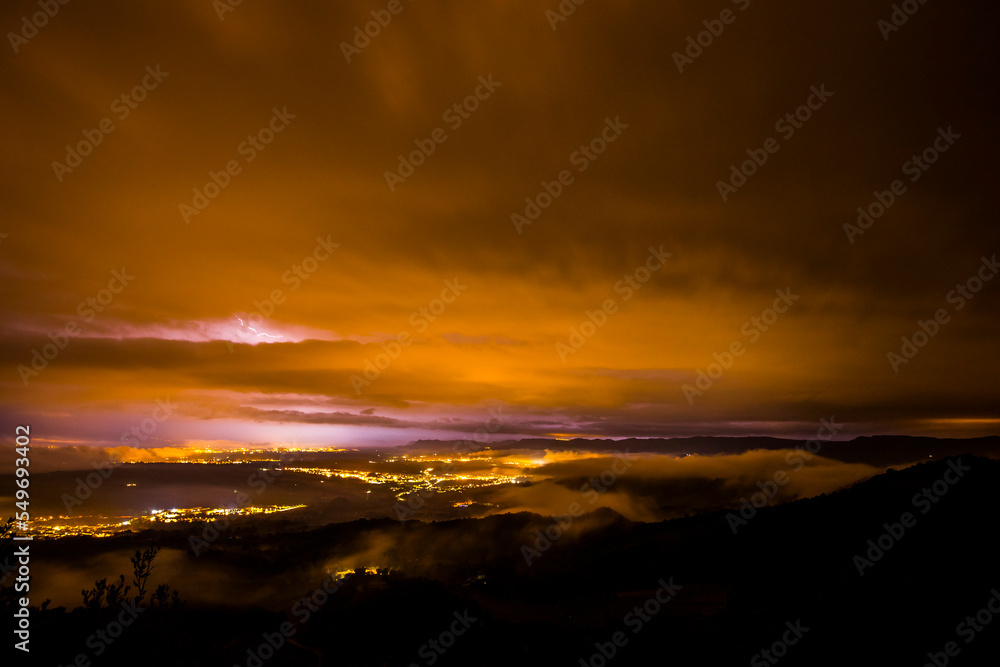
{"left": 4, "top": 456, "right": 998, "bottom": 666}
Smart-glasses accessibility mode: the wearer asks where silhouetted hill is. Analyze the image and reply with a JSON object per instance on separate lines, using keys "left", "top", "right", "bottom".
{"left": 400, "top": 434, "right": 1000, "bottom": 467}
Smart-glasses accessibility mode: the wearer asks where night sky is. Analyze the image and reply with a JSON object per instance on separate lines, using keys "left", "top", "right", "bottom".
{"left": 2, "top": 0, "right": 998, "bottom": 452}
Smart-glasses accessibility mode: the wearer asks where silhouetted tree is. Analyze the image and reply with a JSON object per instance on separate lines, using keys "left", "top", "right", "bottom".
{"left": 80, "top": 545, "right": 182, "bottom": 610}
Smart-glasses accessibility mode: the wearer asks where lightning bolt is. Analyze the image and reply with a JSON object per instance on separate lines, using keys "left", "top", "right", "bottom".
{"left": 233, "top": 314, "right": 283, "bottom": 339}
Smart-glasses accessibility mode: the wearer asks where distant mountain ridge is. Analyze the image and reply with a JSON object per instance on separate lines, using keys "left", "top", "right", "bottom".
{"left": 397, "top": 434, "right": 1000, "bottom": 466}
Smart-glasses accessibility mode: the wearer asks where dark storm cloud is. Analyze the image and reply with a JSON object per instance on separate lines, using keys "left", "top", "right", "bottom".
{"left": 0, "top": 0, "right": 996, "bottom": 447}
